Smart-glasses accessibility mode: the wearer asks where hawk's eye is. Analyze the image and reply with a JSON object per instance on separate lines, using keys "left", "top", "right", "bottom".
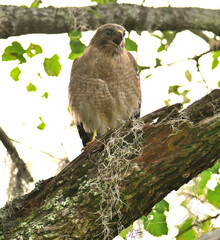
{"left": 105, "top": 29, "right": 112, "bottom": 35}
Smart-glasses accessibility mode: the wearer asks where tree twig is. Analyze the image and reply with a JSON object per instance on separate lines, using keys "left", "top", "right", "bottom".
{"left": 175, "top": 213, "right": 220, "bottom": 238}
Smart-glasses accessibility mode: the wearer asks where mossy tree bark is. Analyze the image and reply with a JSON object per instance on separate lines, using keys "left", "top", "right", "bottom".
{"left": 0, "top": 89, "right": 219, "bottom": 240}
{"left": 1, "top": 4, "right": 220, "bottom": 38}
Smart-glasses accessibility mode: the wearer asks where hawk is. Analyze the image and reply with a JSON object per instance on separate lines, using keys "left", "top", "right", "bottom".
{"left": 68, "top": 23, "right": 141, "bottom": 146}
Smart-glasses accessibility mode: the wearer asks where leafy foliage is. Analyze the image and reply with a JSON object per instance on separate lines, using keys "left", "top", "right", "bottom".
{"left": 30, "top": 0, "right": 42, "bottom": 8}
{"left": 2, "top": 41, "right": 43, "bottom": 85}
{"left": 41, "top": 92, "right": 49, "bottom": 99}
{"left": 26, "top": 43, "right": 42, "bottom": 58}
{"left": 26, "top": 82, "right": 37, "bottom": 92}
{"left": 185, "top": 70, "right": 192, "bottom": 82}
{"left": 196, "top": 170, "right": 212, "bottom": 196}
{"left": 207, "top": 184, "right": 220, "bottom": 208}
{"left": 177, "top": 217, "right": 196, "bottom": 240}
{"left": 119, "top": 224, "right": 133, "bottom": 239}
{"left": 153, "top": 31, "right": 176, "bottom": 52}
{"left": 43, "top": 54, "right": 61, "bottom": 76}
{"left": 68, "top": 30, "right": 86, "bottom": 60}
{"left": 142, "top": 200, "right": 169, "bottom": 236}
{"left": 37, "top": 117, "right": 46, "bottom": 130}
{"left": 10, "top": 67, "right": 21, "bottom": 81}
{"left": 209, "top": 158, "right": 220, "bottom": 174}
{"left": 125, "top": 38, "right": 138, "bottom": 52}
{"left": 212, "top": 51, "right": 220, "bottom": 70}
{"left": 2, "top": 41, "right": 26, "bottom": 63}
{"left": 168, "top": 85, "right": 190, "bottom": 104}
{"left": 2, "top": 41, "right": 42, "bottom": 64}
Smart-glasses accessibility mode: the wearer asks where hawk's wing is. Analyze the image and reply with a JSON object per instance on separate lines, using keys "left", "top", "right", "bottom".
{"left": 127, "top": 51, "right": 141, "bottom": 118}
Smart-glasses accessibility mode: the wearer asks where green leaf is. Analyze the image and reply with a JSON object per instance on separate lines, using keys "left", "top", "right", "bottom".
{"left": 183, "top": 95, "right": 191, "bottom": 104}
{"left": 197, "top": 170, "right": 212, "bottom": 195}
{"left": 41, "top": 92, "right": 49, "bottom": 99}
{"left": 119, "top": 224, "right": 133, "bottom": 239}
{"left": 37, "top": 117, "right": 46, "bottom": 130}
{"left": 137, "top": 65, "right": 150, "bottom": 72}
{"left": 26, "top": 43, "right": 42, "bottom": 58}
{"left": 210, "top": 158, "right": 220, "bottom": 174}
{"left": 38, "top": 73, "right": 43, "bottom": 79}
{"left": 125, "top": 38, "right": 138, "bottom": 52}
{"left": 162, "top": 31, "right": 176, "bottom": 46}
{"left": 68, "top": 41, "right": 86, "bottom": 60}
{"left": 213, "top": 50, "right": 220, "bottom": 59}
{"left": 26, "top": 82, "right": 37, "bottom": 92}
{"left": 30, "top": 0, "right": 41, "bottom": 8}
{"left": 212, "top": 58, "right": 219, "bottom": 70}
{"left": 218, "top": 80, "right": 220, "bottom": 88}
{"left": 144, "top": 211, "right": 168, "bottom": 236}
{"left": 2, "top": 41, "right": 26, "bottom": 63}
{"left": 157, "top": 44, "right": 166, "bottom": 52}
{"left": 207, "top": 184, "right": 220, "bottom": 208}
{"left": 144, "top": 74, "right": 152, "bottom": 80}
{"left": 68, "top": 30, "right": 86, "bottom": 60}
{"left": 43, "top": 54, "right": 61, "bottom": 76}
{"left": 152, "top": 34, "right": 162, "bottom": 40}
{"left": 212, "top": 51, "right": 220, "bottom": 70}
{"left": 201, "top": 219, "right": 211, "bottom": 234}
{"left": 68, "top": 30, "right": 82, "bottom": 40}
{"left": 155, "top": 58, "right": 161, "bottom": 67}
{"left": 182, "top": 89, "right": 191, "bottom": 104}
{"left": 164, "top": 99, "right": 171, "bottom": 106}
{"left": 177, "top": 217, "right": 196, "bottom": 240}
{"left": 168, "top": 85, "right": 181, "bottom": 95}
{"left": 10, "top": 66, "right": 21, "bottom": 81}
{"left": 185, "top": 70, "right": 192, "bottom": 82}
{"left": 154, "top": 200, "right": 169, "bottom": 213}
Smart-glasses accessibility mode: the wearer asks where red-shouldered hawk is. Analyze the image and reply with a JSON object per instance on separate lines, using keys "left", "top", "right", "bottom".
{"left": 69, "top": 23, "right": 141, "bottom": 146}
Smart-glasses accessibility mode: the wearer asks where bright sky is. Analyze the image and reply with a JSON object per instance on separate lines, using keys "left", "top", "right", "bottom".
{"left": 0, "top": 1, "right": 219, "bottom": 239}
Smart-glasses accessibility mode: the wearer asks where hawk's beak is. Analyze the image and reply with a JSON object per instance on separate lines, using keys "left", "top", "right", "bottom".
{"left": 112, "top": 29, "right": 124, "bottom": 48}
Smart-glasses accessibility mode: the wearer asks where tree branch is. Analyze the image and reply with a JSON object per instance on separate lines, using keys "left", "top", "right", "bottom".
{"left": 0, "top": 89, "right": 219, "bottom": 239}
{"left": 0, "top": 127, "right": 33, "bottom": 184}
{"left": 1, "top": 4, "right": 220, "bottom": 38}
{"left": 176, "top": 213, "right": 220, "bottom": 239}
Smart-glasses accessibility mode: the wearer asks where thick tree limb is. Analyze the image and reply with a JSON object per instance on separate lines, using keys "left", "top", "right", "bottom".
{"left": 1, "top": 4, "right": 220, "bottom": 39}
{"left": 0, "top": 89, "right": 219, "bottom": 240}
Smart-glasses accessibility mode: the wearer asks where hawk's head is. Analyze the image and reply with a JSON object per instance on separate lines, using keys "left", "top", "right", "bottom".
{"left": 90, "top": 23, "right": 126, "bottom": 54}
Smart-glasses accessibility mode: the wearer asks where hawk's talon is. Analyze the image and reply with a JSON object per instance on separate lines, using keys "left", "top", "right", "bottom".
{"left": 82, "top": 130, "right": 97, "bottom": 150}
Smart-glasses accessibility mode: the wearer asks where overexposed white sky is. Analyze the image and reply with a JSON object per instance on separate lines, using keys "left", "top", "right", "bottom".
{"left": 0, "top": 1, "right": 219, "bottom": 239}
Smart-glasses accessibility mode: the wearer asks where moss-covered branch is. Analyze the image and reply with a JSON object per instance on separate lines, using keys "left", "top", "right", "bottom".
{"left": 0, "top": 89, "right": 220, "bottom": 240}
{"left": 1, "top": 4, "right": 220, "bottom": 39}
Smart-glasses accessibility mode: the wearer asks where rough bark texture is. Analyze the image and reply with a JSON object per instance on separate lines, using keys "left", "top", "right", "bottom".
{"left": 1, "top": 4, "right": 220, "bottom": 39}
{"left": 0, "top": 89, "right": 219, "bottom": 240}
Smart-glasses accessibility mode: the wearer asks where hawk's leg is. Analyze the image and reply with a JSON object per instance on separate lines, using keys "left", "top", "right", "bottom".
{"left": 90, "top": 129, "right": 97, "bottom": 143}
{"left": 82, "top": 130, "right": 97, "bottom": 150}
{"left": 77, "top": 123, "right": 93, "bottom": 147}
{"left": 77, "top": 123, "right": 97, "bottom": 147}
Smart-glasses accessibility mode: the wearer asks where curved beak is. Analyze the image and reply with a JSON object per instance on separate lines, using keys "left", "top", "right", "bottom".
{"left": 112, "top": 29, "right": 124, "bottom": 47}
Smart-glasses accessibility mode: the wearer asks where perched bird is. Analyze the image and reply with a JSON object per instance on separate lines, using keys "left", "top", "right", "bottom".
{"left": 68, "top": 23, "right": 141, "bottom": 146}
